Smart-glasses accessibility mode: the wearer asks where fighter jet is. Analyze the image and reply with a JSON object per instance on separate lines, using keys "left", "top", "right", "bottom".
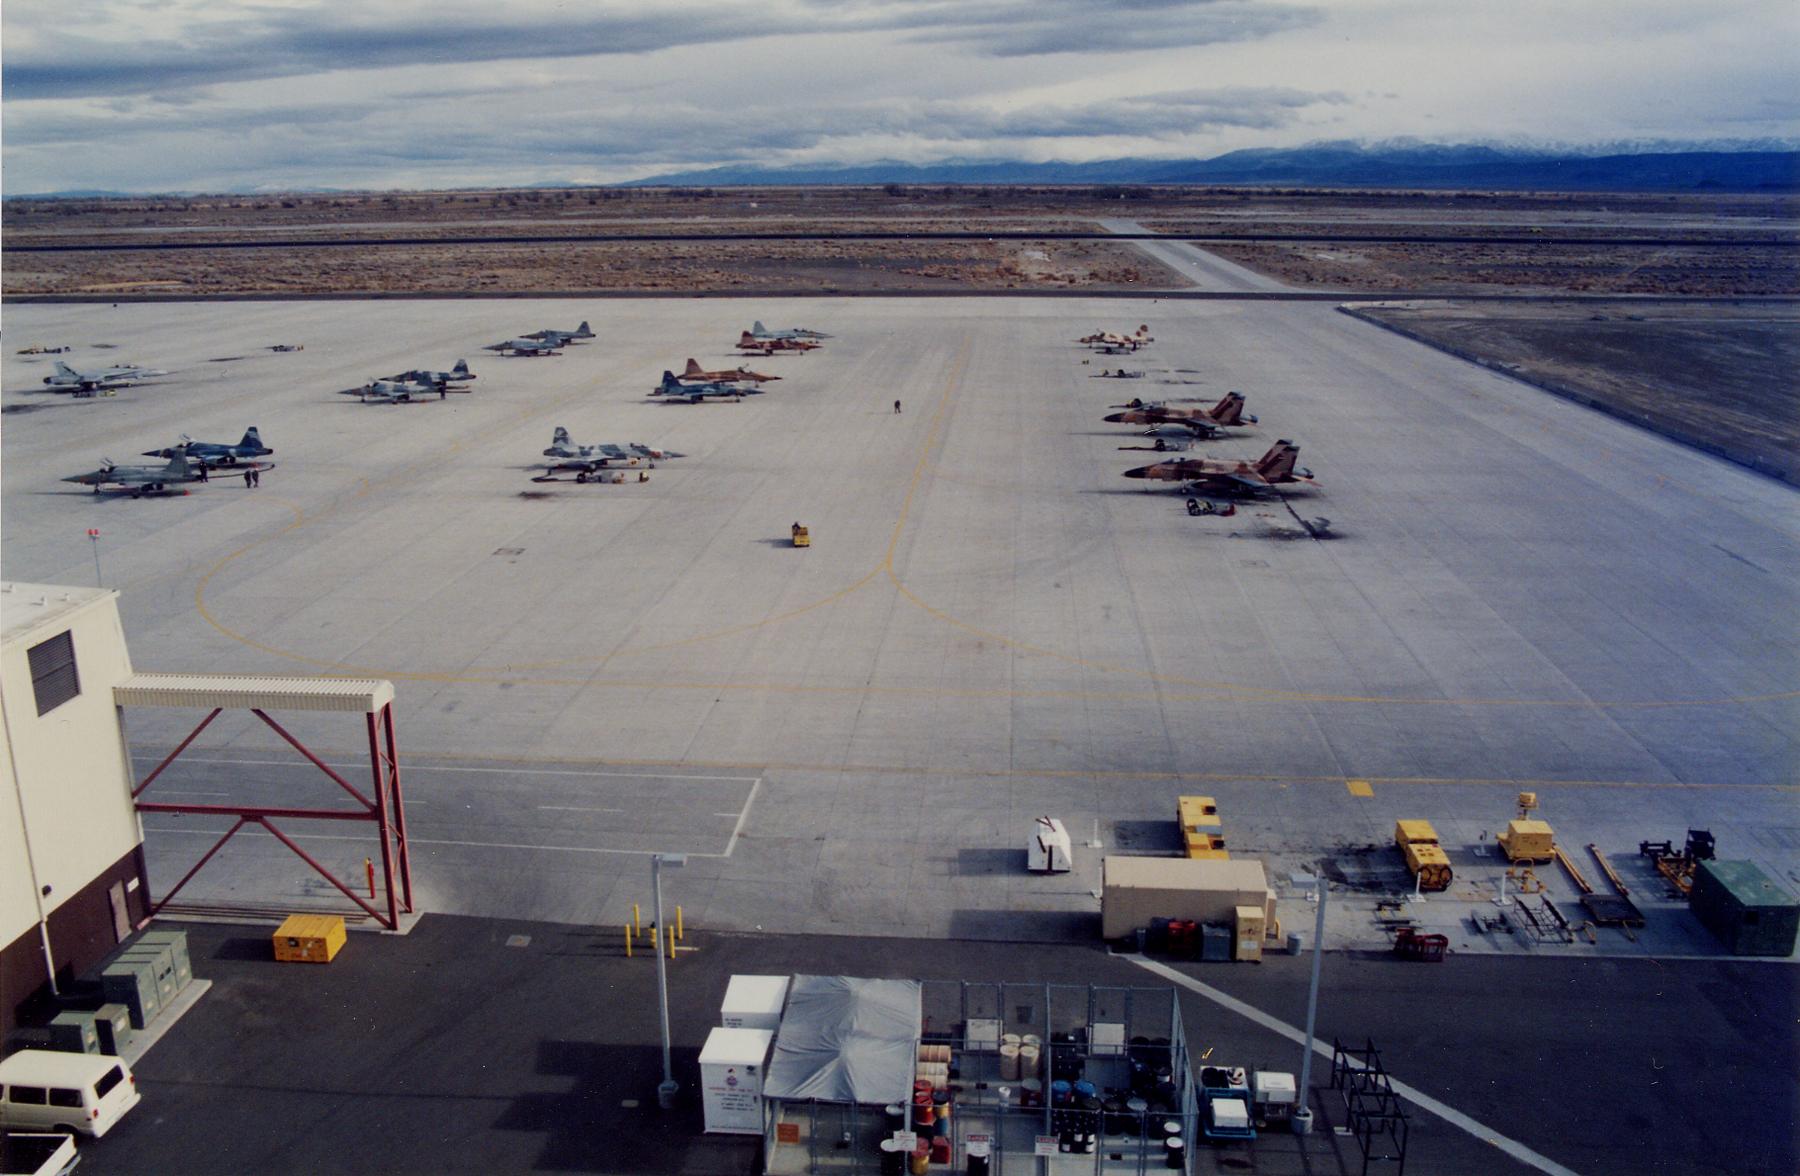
{"left": 1123, "top": 440, "right": 1315, "bottom": 496}
{"left": 542, "top": 427, "right": 684, "bottom": 476}
{"left": 1078, "top": 325, "right": 1153, "bottom": 352}
{"left": 43, "top": 360, "right": 168, "bottom": 393}
{"left": 386, "top": 360, "right": 476, "bottom": 390}
{"left": 524, "top": 321, "right": 594, "bottom": 346}
{"left": 342, "top": 377, "right": 446, "bottom": 403}
{"left": 62, "top": 453, "right": 208, "bottom": 496}
{"left": 16, "top": 344, "right": 70, "bottom": 355}
{"left": 748, "top": 320, "right": 831, "bottom": 341}
{"left": 678, "top": 358, "right": 780, "bottom": 385}
{"left": 142, "top": 428, "right": 272, "bottom": 467}
{"left": 652, "top": 371, "right": 761, "bottom": 402}
{"left": 484, "top": 337, "right": 562, "bottom": 357}
{"left": 736, "top": 332, "right": 819, "bottom": 356}
{"left": 1104, "top": 391, "right": 1257, "bottom": 439}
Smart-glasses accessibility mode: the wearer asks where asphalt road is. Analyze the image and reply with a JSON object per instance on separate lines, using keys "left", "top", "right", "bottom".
{"left": 69, "top": 914, "right": 1799, "bottom": 1176}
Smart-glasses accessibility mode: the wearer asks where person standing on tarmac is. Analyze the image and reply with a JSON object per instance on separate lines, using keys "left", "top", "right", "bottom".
{"left": 894, "top": 399, "right": 902, "bottom": 414}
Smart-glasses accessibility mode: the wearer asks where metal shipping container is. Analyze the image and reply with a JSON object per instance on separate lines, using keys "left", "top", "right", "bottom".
{"left": 1689, "top": 860, "right": 1799, "bottom": 957}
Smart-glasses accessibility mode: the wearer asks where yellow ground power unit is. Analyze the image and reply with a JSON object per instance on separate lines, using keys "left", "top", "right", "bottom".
{"left": 1178, "top": 795, "right": 1228, "bottom": 860}
{"left": 273, "top": 914, "right": 346, "bottom": 964}
{"left": 1498, "top": 819, "right": 1557, "bottom": 864}
{"left": 1394, "top": 820, "right": 1454, "bottom": 891}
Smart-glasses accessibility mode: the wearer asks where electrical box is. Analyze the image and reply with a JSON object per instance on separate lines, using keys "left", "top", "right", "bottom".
{"left": 1498, "top": 819, "right": 1556, "bottom": 863}
{"left": 1689, "top": 860, "right": 1799, "bottom": 957}
{"left": 1028, "top": 817, "right": 1072, "bottom": 873}
{"left": 1254, "top": 1072, "right": 1296, "bottom": 1121}
{"left": 700, "top": 1027, "right": 772, "bottom": 1134}
{"left": 274, "top": 914, "right": 346, "bottom": 963}
{"left": 46, "top": 1012, "right": 100, "bottom": 1055}
{"left": 721, "top": 975, "right": 790, "bottom": 1032}
{"left": 1234, "top": 905, "right": 1265, "bottom": 962}
{"left": 99, "top": 959, "right": 161, "bottom": 1029}
{"left": 93, "top": 1004, "right": 134, "bottom": 1055}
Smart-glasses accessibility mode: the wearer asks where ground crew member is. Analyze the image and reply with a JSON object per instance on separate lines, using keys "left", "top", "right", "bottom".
{"left": 894, "top": 399, "right": 901, "bottom": 414}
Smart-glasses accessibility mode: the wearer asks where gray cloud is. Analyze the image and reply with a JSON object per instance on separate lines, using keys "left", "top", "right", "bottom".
{"left": 3, "top": 1, "right": 1317, "bottom": 101}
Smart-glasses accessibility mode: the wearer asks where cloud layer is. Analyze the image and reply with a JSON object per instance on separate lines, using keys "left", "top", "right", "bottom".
{"left": 3, "top": 0, "right": 1794, "bottom": 193}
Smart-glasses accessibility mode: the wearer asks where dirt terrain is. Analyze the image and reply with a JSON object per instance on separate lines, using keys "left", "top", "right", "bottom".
{"left": 1346, "top": 301, "right": 1800, "bottom": 480}
{"left": 6, "top": 186, "right": 1794, "bottom": 297}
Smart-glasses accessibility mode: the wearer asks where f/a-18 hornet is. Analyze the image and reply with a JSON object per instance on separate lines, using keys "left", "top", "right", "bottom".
{"left": 62, "top": 453, "right": 208, "bottom": 496}
{"left": 1104, "top": 391, "right": 1257, "bottom": 439}
{"left": 1078, "top": 325, "right": 1153, "bottom": 352}
{"left": 1123, "top": 440, "right": 1315, "bottom": 496}
{"left": 737, "top": 332, "right": 819, "bottom": 356}
{"left": 653, "top": 371, "right": 763, "bottom": 402}
{"left": 679, "top": 358, "right": 781, "bottom": 384}
{"left": 43, "top": 360, "right": 169, "bottom": 393}
{"left": 484, "top": 337, "right": 563, "bottom": 357}
{"left": 543, "top": 427, "right": 684, "bottom": 476}
{"left": 748, "top": 320, "right": 831, "bottom": 341}
{"left": 525, "top": 321, "right": 595, "bottom": 346}
{"left": 142, "top": 427, "right": 272, "bottom": 466}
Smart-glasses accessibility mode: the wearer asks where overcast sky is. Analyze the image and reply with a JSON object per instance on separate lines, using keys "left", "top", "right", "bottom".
{"left": 4, "top": 0, "right": 1795, "bottom": 194}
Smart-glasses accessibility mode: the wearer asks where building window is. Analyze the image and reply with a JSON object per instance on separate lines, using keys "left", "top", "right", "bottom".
{"left": 27, "top": 630, "right": 80, "bottom": 716}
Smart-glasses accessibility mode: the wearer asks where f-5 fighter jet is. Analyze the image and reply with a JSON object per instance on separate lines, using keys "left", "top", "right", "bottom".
{"left": 524, "top": 321, "right": 594, "bottom": 346}
{"left": 653, "top": 371, "right": 762, "bottom": 402}
{"left": 1123, "top": 440, "right": 1314, "bottom": 496}
{"left": 142, "top": 427, "right": 272, "bottom": 466}
{"left": 736, "top": 332, "right": 819, "bottom": 356}
{"left": 343, "top": 377, "right": 446, "bottom": 403}
{"left": 1104, "top": 391, "right": 1256, "bottom": 439}
{"left": 62, "top": 453, "right": 209, "bottom": 496}
{"left": 748, "top": 320, "right": 831, "bottom": 341}
{"left": 543, "top": 427, "right": 684, "bottom": 476}
{"left": 679, "top": 358, "right": 780, "bottom": 384}
{"left": 387, "top": 359, "right": 475, "bottom": 389}
{"left": 484, "top": 337, "right": 562, "bottom": 357}
{"left": 1078, "top": 325, "right": 1153, "bottom": 352}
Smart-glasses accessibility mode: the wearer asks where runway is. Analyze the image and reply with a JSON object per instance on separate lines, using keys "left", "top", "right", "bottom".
{"left": 4, "top": 294, "right": 1795, "bottom": 940}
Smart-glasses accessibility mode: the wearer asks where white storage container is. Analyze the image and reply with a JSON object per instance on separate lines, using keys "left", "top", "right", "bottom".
{"left": 721, "top": 974, "right": 790, "bottom": 1031}
{"left": 1027, "top": 817, "right": 1072, "bottom": 873}
{"left": 700, "top": 1027, "right": 773, "bottom": 1134}
{"left": 1210, "top": 1097, "right": 1250, "bottom": 1132}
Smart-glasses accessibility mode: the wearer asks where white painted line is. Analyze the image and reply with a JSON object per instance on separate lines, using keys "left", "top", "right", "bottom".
{"left": 132, "top": 754, "right": 758, "bottom": 784}
{"left": 721, "top": 777, "right": 762, "bottom": 859}
{"left": 538, "top": 805, "right": 625, "bottom": 814}
{"left": 143, "top": 824, "right": 732, "bottom": 859}
{"left": 1127, "top": 957, "right": 1581, "bottom": 1176}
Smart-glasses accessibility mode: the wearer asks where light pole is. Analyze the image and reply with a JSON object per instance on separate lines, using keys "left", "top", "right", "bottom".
{"left": 87, "top": 529, "right": 103, "bottom": 587}
{"left": 653, "top": 852, "right": 687, "bottom": 1109}
{"left": 1293, "top": 877, "right": 1328, "bottom": 1134}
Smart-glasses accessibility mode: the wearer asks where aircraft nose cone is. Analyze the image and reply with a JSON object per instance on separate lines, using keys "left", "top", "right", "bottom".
{"left": 1102, "top": 412, "right": 1127, "bottom": 423}
{"left": 1123, "top": 465, "right": 1152, "bottom": 479}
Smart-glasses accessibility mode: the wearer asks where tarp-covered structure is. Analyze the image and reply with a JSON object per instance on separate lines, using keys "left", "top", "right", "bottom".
{"left": 763, "top": 975, "right": 922, "bottom": 1105}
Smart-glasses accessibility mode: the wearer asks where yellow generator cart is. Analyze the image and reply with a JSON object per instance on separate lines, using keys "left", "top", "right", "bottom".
{"left": 1395, "top": 820, "right": 1453, "bottom": 891}
{"left": 1178, "top": 795, "right": 1229, "bottom": 860}
{"left": 791, "top": 523, "right": 811, "bottom": 547}
{"left": 1498, "top": 818, "right": 1556, "bottom": 864}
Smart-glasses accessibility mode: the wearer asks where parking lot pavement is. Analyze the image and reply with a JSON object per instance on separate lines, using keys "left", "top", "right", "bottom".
{"left": 74, "top": 914, "right": 1797, "bottom": 1176}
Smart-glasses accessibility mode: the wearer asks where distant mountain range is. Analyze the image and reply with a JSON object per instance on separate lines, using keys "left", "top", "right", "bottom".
{"left": 628, "top": 144, "right": 1800, "bottom": 192}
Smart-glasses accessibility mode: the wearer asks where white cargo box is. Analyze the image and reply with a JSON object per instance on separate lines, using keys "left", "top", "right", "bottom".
{"left": 721, "top": 974, "right": 790, "bottom": 1031}
{"left": 1254, "top": 1071, "right": 1296, "bottom": 1106}
{"left": 1028, "top": 817, "right": 1072, "bottom": 873}
{"left": 1211, "top": 1097, "right": 1250, "bottom": 1131}
{"left": 700, "top": 1026, "right": 773, "bottom": 1135}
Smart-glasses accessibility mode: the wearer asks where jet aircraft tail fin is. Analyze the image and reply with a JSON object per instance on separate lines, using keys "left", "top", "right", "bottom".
{"left": 452, "top": 359, "right": 472, "bottom": 378}
{"left": 1211, "top": 392, "right": 1245, "bottom": 425}
{"left": 684, "top": 358, "right": 705, "bottom": 377}
{"left": 240, "top": 427, "right": 262, "bottom": 448}
{"left": 552, "top": 426, "right": 571, "bottom": 446}
{"left": 1255, "top": 440, "right": 1300, "bottom": 481}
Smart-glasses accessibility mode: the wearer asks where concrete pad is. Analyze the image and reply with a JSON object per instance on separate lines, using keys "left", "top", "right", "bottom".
{"left": 4, "top": 296, "right": 1795, "bottom": 957}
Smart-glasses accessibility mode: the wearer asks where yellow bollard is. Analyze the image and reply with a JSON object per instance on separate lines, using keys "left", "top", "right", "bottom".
{"left": 625, "top": 925, "right": 633, "bottom": 958}
{"left": 651, "top": 926, "right": 659, "bottom": 953}
{"left": 677, "top": 905, "right": 684, "bottom": 941}
{"left": 633, "top": 903, "right": 641, "bottom": 937}
{"left": 668, "top": 926, "right": 676, "bottom": 960}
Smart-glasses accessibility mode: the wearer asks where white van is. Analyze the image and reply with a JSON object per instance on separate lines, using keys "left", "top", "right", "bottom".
{"left": 0, "top": 1050, "right": 140, "bottom": 1138}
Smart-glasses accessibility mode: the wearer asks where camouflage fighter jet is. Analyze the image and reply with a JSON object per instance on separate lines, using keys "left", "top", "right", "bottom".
{"left": 748, "top": 320, "right": 831, "bottom": 341}
{"left": 387, "top": 359, "right": 476, "bottom": 390}
{"left": 652, "top": 371, "right": 762, "bottom": 402}
{"left": 142, "top": 427, "right": 272, "bottom": 466}
{"left": 1104, "top": 391, "right": 1257, "bottom": 439}
{"left": 1123, "top": 440, "right": 1315, "bottom": 496}
{"left": 43, "top": 360, "right": 168, "bottom": 393}
{"left": 678, "top": 358, "right": 781, "bottom": 384}
{"left": 484, "top": 337, "right": 563, "bottom": 356}
{"left": 525, "top": 321, "right": 595, "bottom": 346}
{"left": 62, "top": 453, "right": 210, "bottom": 496}
{"left": 736, "top": 332, "right": 819, "bottom": 356}
{"left": 542, "top": 427, "right": 684, "bottom": 478}
{"left": 341, "top": 376, "right": 447, "bottom": 403}
{"left": 1078, "top": 325, "right": 1153, "bottom": 352}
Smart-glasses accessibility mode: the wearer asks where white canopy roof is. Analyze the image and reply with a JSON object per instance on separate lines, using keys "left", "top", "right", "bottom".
{"left": 763, "top": 975, "right": 922, "bottom": 1105}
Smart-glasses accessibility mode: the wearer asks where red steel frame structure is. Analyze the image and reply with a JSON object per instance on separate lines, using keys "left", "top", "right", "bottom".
{"left": 132, "top": 701, "right": 413, "bottom": 930}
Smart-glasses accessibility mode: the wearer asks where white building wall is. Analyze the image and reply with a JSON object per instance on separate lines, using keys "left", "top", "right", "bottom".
{"left": 0, "top": 585, "right": 141, "bottom": 935}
